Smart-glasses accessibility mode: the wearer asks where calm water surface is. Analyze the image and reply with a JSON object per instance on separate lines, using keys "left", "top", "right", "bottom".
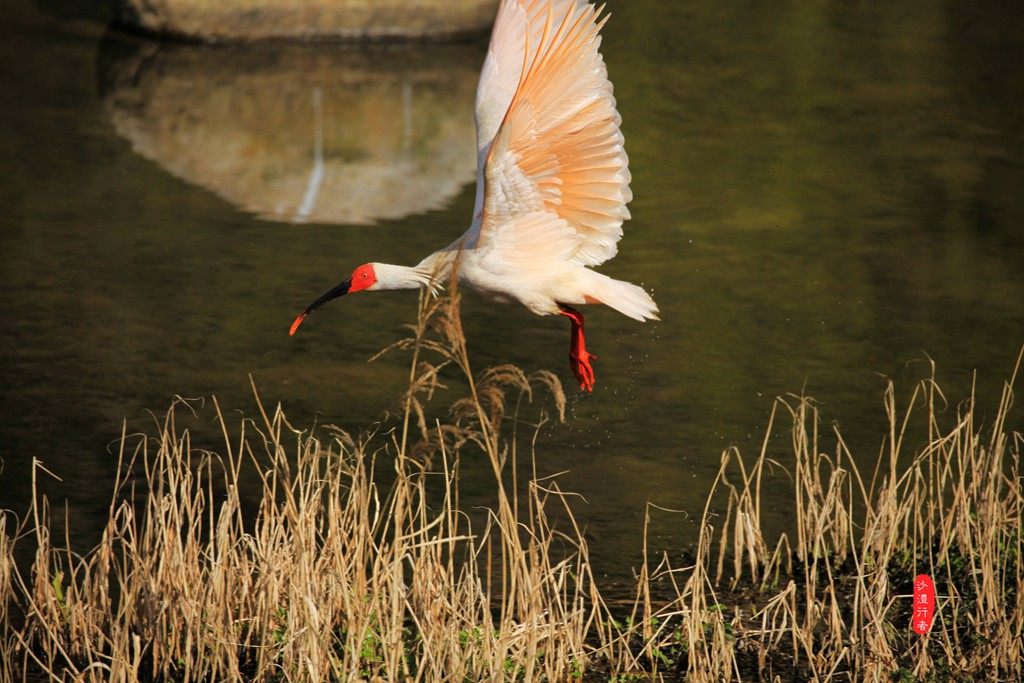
{"left": 2, "top": 0, "right": 1023, "bottom": 581}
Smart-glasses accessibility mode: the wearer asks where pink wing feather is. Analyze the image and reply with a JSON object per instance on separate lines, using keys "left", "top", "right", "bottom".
{"left": 472, "top": 0, "right": 632, "bottom": 269}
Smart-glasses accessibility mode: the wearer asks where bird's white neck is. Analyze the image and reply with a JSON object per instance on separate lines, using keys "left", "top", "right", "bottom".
{"left": 370, "top": 262, "right": 439, "bottom": 291}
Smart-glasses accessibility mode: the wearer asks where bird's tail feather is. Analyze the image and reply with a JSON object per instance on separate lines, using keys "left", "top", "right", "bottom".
{"left": 584, "top": 271, "right": 659, "bottom": 322}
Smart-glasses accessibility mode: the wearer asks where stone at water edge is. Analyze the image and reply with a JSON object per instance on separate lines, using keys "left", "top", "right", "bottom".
{"left": 115, "top": 0, "right": 499, "bottom": 41}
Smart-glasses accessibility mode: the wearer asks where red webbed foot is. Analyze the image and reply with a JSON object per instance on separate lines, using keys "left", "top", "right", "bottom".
{"left": 560, "top": 305, "right": 597, "bottom": 393}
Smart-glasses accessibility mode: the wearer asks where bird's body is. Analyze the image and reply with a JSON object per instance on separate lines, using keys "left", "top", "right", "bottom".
{"left": 291, "top": 0, "right": 658, "bottom": 392}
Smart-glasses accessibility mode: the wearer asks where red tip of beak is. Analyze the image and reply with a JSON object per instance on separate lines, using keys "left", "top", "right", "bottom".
{"left": 289, "top": 312, "right": 308, "bottom": 336}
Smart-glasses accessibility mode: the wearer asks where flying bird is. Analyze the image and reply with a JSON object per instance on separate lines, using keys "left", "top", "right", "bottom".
{"left": 290, "top": 0, "right": 658, "bottom": 392}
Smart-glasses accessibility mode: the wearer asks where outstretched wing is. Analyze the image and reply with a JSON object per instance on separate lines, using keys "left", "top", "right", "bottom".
{"left": 471, "top": 0, "right": 631, "bottom": 270}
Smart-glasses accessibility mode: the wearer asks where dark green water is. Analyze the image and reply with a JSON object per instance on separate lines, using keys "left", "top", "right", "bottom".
{"left": 1, "top": 0, "right": 1022, "bottom": 582}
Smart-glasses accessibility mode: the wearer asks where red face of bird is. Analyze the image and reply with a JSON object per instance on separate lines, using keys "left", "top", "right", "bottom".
{"left": 289, "top": 263, "right": 378, "bottom": 335}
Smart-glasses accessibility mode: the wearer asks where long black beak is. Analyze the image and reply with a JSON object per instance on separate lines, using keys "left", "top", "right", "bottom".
{"left": 289, "top": 278, "right": 351, "bottom": 335}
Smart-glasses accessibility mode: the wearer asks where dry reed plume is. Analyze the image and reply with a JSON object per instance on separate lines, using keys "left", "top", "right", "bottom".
{"left": 1, "top": 286, "right": 1021, "bottom": 682}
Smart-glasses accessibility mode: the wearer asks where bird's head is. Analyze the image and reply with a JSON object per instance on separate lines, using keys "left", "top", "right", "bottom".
{"left": 289, "top": 263, "right": 379, "bottom": 335}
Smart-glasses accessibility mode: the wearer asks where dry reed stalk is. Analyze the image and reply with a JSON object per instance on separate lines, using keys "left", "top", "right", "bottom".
{"left": 1, "top": 284, "right": 614, "bottom": 683}
{"left": 2, "top": 275, "right": 1020, "bottom": 683}
{"left": 0, "top": 512, "right": 11, "bottom": 683}
{"left": 713, "top": 349, "right": 1023, "bottom": 681}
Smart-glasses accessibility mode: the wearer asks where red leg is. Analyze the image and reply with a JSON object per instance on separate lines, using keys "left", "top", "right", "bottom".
{"left": 559, "top": 305, "right": 597, "bottom": 392}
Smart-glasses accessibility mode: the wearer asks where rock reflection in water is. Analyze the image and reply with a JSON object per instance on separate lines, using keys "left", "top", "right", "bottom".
{"left": 99, "top": 36, "right": 481, "bottom": 225}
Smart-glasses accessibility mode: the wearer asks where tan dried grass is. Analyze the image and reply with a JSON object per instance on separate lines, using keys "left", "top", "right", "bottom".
{"left": 1, "top": 286, "right": 1021, "bottom": 682}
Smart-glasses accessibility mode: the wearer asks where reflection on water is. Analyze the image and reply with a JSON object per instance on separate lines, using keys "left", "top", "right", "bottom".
{"left": 1, "top": 0, "right": 1023, "bottom": 582}
{"left": 100, "top": 37, "right": 479, "bottom": 225}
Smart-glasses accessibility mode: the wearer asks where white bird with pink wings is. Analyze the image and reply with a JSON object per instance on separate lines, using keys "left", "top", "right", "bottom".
{"left": 291, "top": 0, "right": 658, "bottom": 392}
